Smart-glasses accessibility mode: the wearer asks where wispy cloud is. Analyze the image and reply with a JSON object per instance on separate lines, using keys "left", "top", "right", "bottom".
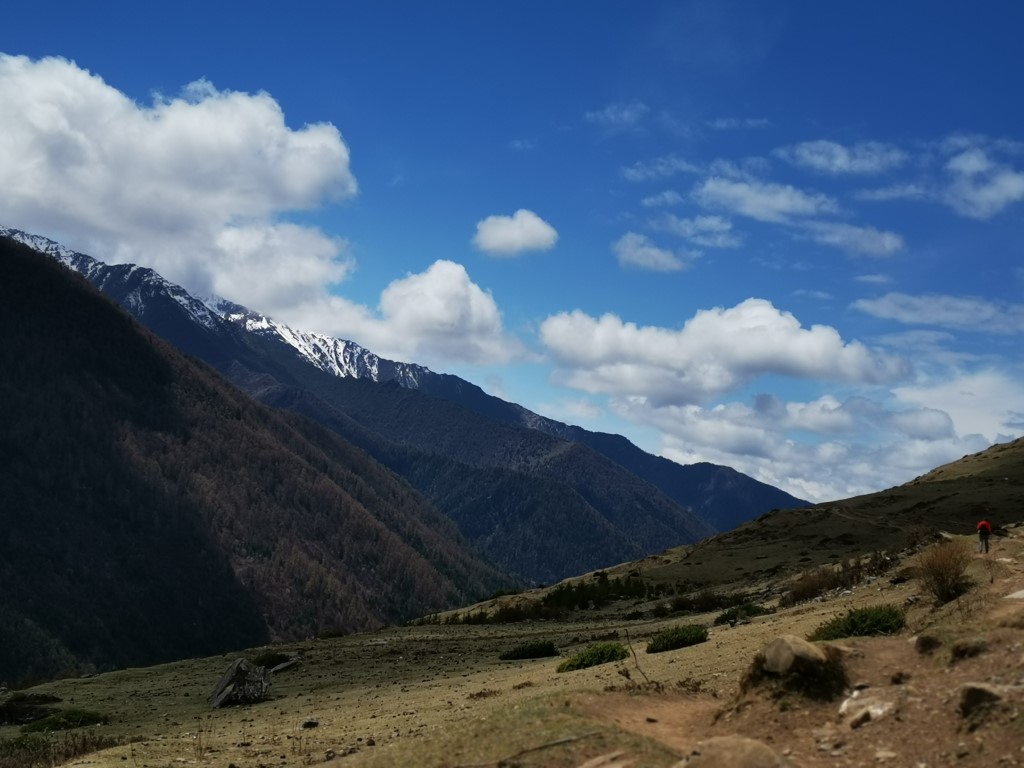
{"left": 612, "top": 232, "right": 693, "bottom": 272}
{"left": 705, "top": 117, "right": 770, "bottom": 130}
{"left": 853, "top": 292, "right": 1024, "bottom": 333}
{"left": 584, "top": 101, "right": 650, "bottom": 131}
{"left": 640, "top": 190, "right": 684, "bottom": 207}
{"left": 693, "top": 177, "right": 837, "bottom": 222}
{"left": 855, "top": 183, "right": 928, "bottom": 202}
{"left": 623, "top": 154, "right": 700, "bottom": 182}
{"left": 649, "top": 213, "right": 741, "bottom": 248}
{"left": 855, "top": 273, "right": 893, "bottom": 284}
{"left": 775, "top": 140, "right": 908, "bottom": 174}
{"left": 800, "top": 221, "right": 904, "bottom": 257}
{"left": 943, "top": 147, "right": 1024, "bottom": 219}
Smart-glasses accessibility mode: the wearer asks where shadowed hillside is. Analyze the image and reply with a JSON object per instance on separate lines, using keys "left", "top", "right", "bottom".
{"left": 0, "top": 237, "right": 510, "bottom": 684}
{"left": 598, "top": 434, "right": 1024, "bottom": 593}
{"left": 0, "top": 229, "right": 808, "bottom": 585}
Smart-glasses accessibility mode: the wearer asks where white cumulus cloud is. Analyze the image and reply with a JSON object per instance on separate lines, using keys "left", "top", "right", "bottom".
{"left": 0, "top": 54, "right": 529, "bottom": 370}
{"left": 539, "top": 298, "right": 910, "bottom": 406}
{"left": 0, "top": 53, "right": 356, "bottom": 305}
{"left": 472, "top": 209, "right": 558, "bottom": 256}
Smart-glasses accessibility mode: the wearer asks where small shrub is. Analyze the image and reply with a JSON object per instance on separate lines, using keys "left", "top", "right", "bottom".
{"left": 498, "top": 640, "right": 558, "bottom": 661}
{"left": 556, "top": 642, "right": 628, "bottom": 672}
{"left": 0, "top": 731, "right": 120, "bottom": 768}
{"left": 646, "top": 624, "right": 708, "bottom": 654}
{"left": 714, "top": 602, "right": 772, "bottom": 626}
{"left": 807, "top": 604, "right": 905, "bottom": 641}
{"left": 0, "top": 694, "right": 62, "bottom": 726}
{"left": 20, "top": 709, "right": 108, "bottom": 733}
{"left": 917, "top": 540, "right": 973, "bottom": 603}
{"left": 783, "top": 567, "right": 842, "bottom": 604}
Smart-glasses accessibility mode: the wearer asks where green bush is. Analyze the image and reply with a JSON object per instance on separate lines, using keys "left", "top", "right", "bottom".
{"left": 713, "top": 602, "right": 772, "bottom": 625}
{"left": 807, "top": 604, "right": 905, "bottom": 642}
{"left": 556, "top": 642, "right": 628, "bottom": 672}
{"left": 20, "top": 709, "right": 108, "bottom": 733}
{"left": 646, "top": 624, "right": 709, "bottom": 654}
{"left": 499, "top": 640, "right": 558, "bottom": 661}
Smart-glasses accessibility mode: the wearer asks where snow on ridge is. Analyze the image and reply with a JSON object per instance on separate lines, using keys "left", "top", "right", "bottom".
{"left": 4, "top": 226, "right": 221, "bottom": 330}
{"left": 4, "top": 225, "right": 432, "bottom": 388}
{"left": 2, "top": 226, "right": 88, "bottom": 269}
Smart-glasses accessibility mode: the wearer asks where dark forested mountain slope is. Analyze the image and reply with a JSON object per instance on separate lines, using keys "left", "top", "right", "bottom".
{"left": 2, "top": 228, "right": 805, "bottom": 585}
{"left": 0, "top": 237, "right": 509, "bottom": 684}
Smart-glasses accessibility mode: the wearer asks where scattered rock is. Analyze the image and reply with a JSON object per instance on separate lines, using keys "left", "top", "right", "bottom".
{"left": 839, "top": 691, "right": 896, "bottom": 729}
{"left": 959, "top": 682, "right": 1005, "bottom": 717}
{"left": 302, "top": 719, "right": 319, "bottom": 729}
{"left": 914, "top": 634, "right": 942, "bottom": 654}
{"left": 812, "top": 723, "right": 844, "bottom": 752}
{"left": 951, "top": 639, "right": 989, "bottom": 662}
{"left": 674, "top": 735, "right": 796, "bottom": 767}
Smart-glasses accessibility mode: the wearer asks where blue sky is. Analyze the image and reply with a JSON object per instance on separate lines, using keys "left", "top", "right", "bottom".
{"left": 3, "top": 1, "right": 1023, "bottom": 502}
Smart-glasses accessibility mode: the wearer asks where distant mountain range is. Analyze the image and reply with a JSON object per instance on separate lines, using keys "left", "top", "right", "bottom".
{"left": 0, "top": 236, "right": 511, "bottom": 684}
{"left": 2, "top": 227, "right": 806, "bottom": 585}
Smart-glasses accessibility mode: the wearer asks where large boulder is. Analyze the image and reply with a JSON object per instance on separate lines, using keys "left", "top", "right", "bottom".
{"left": 742, "top": 634, "right": 848, "bottom": 700}
{"left": 208, "top": 658, "right": 272, "bottom": 708}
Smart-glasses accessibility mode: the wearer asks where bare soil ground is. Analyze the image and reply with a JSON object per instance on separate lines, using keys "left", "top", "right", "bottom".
{"left": 4, "top": 528, "right": 1024, "bottom": 768}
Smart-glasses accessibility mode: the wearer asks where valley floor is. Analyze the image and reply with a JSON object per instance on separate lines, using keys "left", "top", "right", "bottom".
{"left": 5, "top": 527, "right": 1024, "bottom": 768}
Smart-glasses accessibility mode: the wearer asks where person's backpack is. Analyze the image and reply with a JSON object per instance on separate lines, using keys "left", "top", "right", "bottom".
{"left": 977, "top": 520, "right": 992, "bottom": 534}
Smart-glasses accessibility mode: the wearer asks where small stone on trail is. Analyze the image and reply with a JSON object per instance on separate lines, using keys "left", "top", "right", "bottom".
{"left": 675, "top": 735, "right": 796, "bottom": 767}
{"left": 302, "top": 719, "right": 318, "bottom": 729}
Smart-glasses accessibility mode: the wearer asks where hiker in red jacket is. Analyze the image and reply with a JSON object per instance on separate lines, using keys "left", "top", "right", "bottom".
{"left": 977, "top": 519, "right": 993, "bottom": 553}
